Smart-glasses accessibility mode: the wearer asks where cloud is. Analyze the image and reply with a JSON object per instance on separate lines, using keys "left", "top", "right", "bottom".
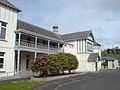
{"left": 10, "top": 0, "right": 120, "bottom": 49}
{"left": 98, "top": 0, "right": 120, "bottom": 13}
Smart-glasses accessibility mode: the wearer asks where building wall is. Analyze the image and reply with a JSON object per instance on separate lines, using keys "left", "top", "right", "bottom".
{"left": 114, "top": 60, "right": 119, "bottom": 69}
{"left": 86, "top": 39, "right": 94, "bottom": 53}
{"left": 0, "top": 48, "right": 15, "bottom": 72}
{"left": 0, "top": 5, "right": 18, "bottom": 73}
{"left": 87, "top": 62, "right": 96, "bottom": 72}
{"left": 64, "top": 44, "right": 74, "bottom": 55}
{"left": 64, "top": 41, "right": 89, "bottom": 72}
{"left": 107, "top": 60, "right": 119, "bottom": 69}
{"left": 63, "top": 35, "right": 101, "bottom": 72}
{"left": 76, "top": 39, "right": 94, "bottom": 54}
{"left": 76, "top": 54, "right": 89, "bottom": 72}
{"left": 108, "top": 61, "right": 113, "bottom": 69}
{"left": 94, "top": 46, "right": 101, "bottom": 57}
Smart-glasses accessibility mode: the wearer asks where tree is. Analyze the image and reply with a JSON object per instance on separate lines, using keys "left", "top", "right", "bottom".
{"left": 65, "top": 53, "right": 79, "bottom": 74}
{"left": 48, "top": 54, "right": 62, "bottom": 75}
{"left": 56, "top": 53, "right": 78, "bottom": 74}
{"left": 31, "top": 53, "right": 79, "bottom": 77}
{"left": 31, "top": 54, "right": 51, "bottom": 77}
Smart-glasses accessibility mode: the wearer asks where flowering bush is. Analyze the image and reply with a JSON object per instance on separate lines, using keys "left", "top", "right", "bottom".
{"left": 31, "top": 53, "right": 78, "bottom": 77}
{"left": 31, "top": 54, "right": 51, "bottom": 76}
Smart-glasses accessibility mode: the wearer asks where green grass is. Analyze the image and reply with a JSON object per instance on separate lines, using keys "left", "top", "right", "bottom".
{"left": 0, "top": 80, "right": 45, "bottom": 90}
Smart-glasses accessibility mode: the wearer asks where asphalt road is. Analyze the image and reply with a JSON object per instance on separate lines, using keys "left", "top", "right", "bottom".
{"left": 34, "top": 70, "right": 120, "bottom": 90}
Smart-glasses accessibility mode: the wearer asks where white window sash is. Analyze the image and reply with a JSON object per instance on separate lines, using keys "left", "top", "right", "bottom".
{"left": 0, "top": 56, "right": 4, "bottom": 58}
{"left": 0, "top": 22, "right": 1, "bottom": 35}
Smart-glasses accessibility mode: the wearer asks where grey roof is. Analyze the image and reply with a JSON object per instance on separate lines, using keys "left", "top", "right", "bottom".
{"left": 88, "top": 53, "right": 100, "bottom": 62}
{"left": 61, "top": 30, "right": 94, "bottom": 41}
{"left": 17, "top": 20, "right": 62, "bottom": 41}
{"left": 101, "top": 56, "right": 116, "bottom": 61}
{"left": 0, "top": 0, "right": 21, "bottom": 12}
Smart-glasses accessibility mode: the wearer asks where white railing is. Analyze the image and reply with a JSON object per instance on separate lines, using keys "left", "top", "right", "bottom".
{"left": 37, "top": 43, "right": 48, "bottom": 50}
{"left": 49, "top": 46, "right": 58, "bottom": 51}
{"left": 16, "top": 39, "right": 35, "bottom": 48}
{"left": 15, "top": 39, "right": 60, "bottom": 52}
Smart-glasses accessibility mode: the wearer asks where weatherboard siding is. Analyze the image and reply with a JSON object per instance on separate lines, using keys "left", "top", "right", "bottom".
{"left": 0, "top": 4, "right": 17, "bottom": 73}
{"left": 77, "top": 39, "right": 86, "bottom": 53}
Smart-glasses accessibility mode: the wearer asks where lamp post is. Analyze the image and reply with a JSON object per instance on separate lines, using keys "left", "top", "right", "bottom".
{"left": 95, "top": 57, "right": 99, "bottom": 72}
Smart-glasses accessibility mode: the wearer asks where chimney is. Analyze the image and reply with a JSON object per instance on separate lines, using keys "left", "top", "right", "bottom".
{"left": 53, "top": 25, "right": 58, "bottom": 34}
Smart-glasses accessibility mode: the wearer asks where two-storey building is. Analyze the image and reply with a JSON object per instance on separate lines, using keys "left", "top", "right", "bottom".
{"left": 0, "top": 0, "right": 102, "bottom": 77}
{"left": 61, "top": 31, "right": 101, "bottom": 72}
{"left": 0, "top": 0, "right": 20, "bottom": 76}
{"left": 0, "top": 0, "right": 64, "bottom": 76}
{"left": 15, "top": 20, "right": 64, "bottom": 76}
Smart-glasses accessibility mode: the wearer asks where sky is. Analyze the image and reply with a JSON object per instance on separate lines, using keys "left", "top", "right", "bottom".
{"left": 10, "top": 0, "right": 120, "bottom": 49}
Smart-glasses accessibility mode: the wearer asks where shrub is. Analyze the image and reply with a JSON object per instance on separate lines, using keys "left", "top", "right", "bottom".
{"left": 31, "top": 54, "right": 51, "bottom": 77}
{"left": 31, "top": 53, "right": 78, "bottom": 76}
{"left": 57, "top": 53, "right": 78, "bottom": 74}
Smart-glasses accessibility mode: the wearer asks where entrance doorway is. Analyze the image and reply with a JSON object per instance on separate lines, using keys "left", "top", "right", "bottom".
{"left": 26, "top": 55, "right": 30, "bottom": 70}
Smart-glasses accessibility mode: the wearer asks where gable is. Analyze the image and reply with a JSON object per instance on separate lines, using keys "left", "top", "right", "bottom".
{"left": 88, "top": 33, "right": 95, "bottom": 41}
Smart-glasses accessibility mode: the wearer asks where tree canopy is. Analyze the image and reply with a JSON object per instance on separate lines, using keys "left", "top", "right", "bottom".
{"left": 31, "top": 53, "right": 78, "bottom": 76}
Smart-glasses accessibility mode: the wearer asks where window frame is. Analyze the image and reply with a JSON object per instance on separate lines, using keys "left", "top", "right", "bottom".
{"left": 0, "top": 52, "right": 5, "bottom": 69}
{"left": 87, "top": 42, "right": 93, "bottom": 52}
{"left": 0, "top": 21, "right": 7, "bottom": 40}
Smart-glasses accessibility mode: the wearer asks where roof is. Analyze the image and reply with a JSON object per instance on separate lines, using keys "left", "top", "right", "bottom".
{"left": 101, "top": 56, "right": 116, "bottom": 61}
{"left": 94, "top": 42, "right": 101, "bottom": 46}
{"left": 88, "top": 53, "right": 100, "bottom": 62}
{"left": 17, "top": 20, "right": 63, "bottom": 41}
{"left": 61, "top": 30, "right": 94, "bottom": 41}
{"left": 0, "top": 0, "right": 21, "bottom": 12}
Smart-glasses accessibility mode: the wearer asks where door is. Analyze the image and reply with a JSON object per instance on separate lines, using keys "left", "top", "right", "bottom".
{"left": 26, "top": 55, "right": 30, "bottom": 70}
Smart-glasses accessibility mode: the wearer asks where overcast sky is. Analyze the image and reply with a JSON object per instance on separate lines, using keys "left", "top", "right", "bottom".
{"left": 10, "top": 0, "right": 120, "bottom": 49}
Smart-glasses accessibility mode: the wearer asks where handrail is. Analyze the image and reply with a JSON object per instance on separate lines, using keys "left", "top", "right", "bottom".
{"left": 15, "top": 39, "right": 60, "bottom": 52}
{"left": 16, "top": 39, "right": 35, "bottom": 44}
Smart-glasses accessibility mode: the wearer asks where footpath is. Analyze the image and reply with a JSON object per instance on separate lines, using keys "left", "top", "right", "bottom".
{"left": 31, "top": 72, "right": 86, "bottom": 81}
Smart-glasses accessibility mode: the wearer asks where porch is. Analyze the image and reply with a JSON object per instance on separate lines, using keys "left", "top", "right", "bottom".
{"left": 14, "top": 32, "right": 64, "bottom": 76}
{"left": 15, "top": 32, "right": 64, "bottom": 53}
{"left": 15, "top": 50, "right": 49, "bottom": 77}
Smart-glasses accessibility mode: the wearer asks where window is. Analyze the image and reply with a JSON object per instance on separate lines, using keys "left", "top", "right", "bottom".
{"left": 0, "top": 52, "right": 5, "bottom": 68}
{"left": 0, "top": 21, "right": 7, "bottom": 39}
{"left": 87, "top": 42, "right": 93, "bottom": 52}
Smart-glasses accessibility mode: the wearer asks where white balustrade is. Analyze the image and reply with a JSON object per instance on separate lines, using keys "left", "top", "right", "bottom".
{"left": 15, "top": 39, "right": 60, "bottom": 52}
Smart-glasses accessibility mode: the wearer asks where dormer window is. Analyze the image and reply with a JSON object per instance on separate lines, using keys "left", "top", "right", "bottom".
{"left": 0, "top": 21, "right": 7, "bottom": 39}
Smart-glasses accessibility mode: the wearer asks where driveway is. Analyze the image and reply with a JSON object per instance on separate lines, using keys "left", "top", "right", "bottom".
{"left": 34, "top": 70, "right": 120, "bottom": 90}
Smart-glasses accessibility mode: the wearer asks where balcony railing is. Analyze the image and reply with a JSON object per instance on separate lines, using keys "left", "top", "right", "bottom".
{"left": 16, "top": 39, "right": 35, "bottom": 48}
{"left": 37, "top": 43, "right": 48, "bottom": 50}
{"left": 15, "top": 39, "right": 60, "bottom": 52}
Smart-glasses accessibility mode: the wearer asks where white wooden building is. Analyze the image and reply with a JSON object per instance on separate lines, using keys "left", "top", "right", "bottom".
{"left": 61, "top": 31, "right": 102, "bottom": 72}
{"left": 101, "top": 56, "right": 119, "bottom": 69}
{"left": 0, "top": 0, "right": 102, "bottom": 77}
{"left": 0, "top": 0, "right": 64, "bottom": 77}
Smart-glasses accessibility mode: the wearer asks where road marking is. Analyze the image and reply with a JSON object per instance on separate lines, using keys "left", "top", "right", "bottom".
{"left": 54, "top": 76, "right": 96, "bottom": 90}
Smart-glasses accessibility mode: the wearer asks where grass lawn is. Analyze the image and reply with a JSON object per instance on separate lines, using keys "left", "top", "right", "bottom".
{"left": 0, "top": 80, "right": 46, "bottom": 90}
